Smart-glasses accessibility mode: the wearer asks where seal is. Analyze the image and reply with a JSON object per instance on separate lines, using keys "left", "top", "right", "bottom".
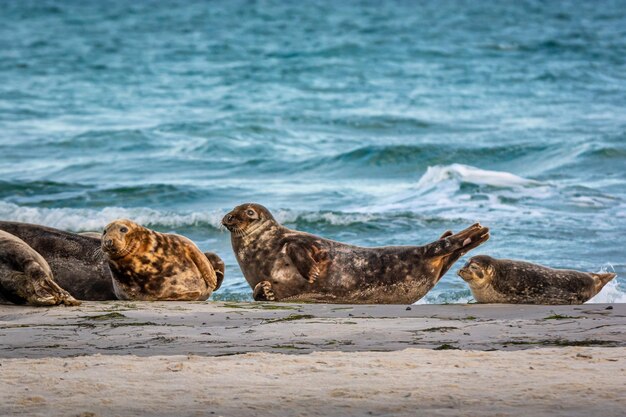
{"left": 102, "top": 219, "right": 223, "bottom": 301}
{"left": 0, "top": 220, "right": 224, "bottom": 303}
{"left": 457, "top": 255, "right": 617, "bottom": 304}
{"left": 0, "top": 221, "right": 115, "bottom": 300}
{"left": 0, "top": 230, "right": 79, "bottom": 306}
{"left": 222, "top": 203, "right": 490, "bottom": 304}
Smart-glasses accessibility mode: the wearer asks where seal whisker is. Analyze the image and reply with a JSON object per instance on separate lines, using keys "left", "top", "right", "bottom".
{"left": 91, "top": 247, "right": 104, "bottom": 260}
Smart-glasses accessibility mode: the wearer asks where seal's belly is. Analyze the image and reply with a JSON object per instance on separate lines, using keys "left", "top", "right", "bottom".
{"left": 110, "top": 257, "right": 210, "bottom": 301}
{"left": 268, "top": 250, "right": 435, "bottom": 303}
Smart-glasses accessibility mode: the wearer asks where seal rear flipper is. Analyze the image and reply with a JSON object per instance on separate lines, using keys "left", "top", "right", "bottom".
{"left": 204, "top": 252, "right": 225, "bottom": 291}
{"left": 590, "top": 272, "right": 617, "bottom": 292}
{"left": 424, "top": 223, "right": 490, "bottom": 282}
{"left": 283, "top": 242, "right": 330, "bottom": 284}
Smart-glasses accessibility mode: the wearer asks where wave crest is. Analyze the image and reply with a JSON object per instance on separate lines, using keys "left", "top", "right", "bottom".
{"left": 357, "top": 164, "right": 552, "bottom": 218}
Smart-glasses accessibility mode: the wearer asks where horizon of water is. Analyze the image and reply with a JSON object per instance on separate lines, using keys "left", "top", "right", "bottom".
{"left": 1, "top": 0, "right": 625, "bottom": 303}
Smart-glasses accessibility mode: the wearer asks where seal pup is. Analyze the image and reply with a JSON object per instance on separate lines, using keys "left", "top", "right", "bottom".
{"left": 0, "top": 221, "right": 115, "bottom": 300}
{"left": 0, "top": 230, "right": 79, "bottom": 306}
{"left": 458, "top": 255, "right": 617, "bottom": 304}
{"left": 222, "top": 203, "right": 490, "bottom": 304}
{"left": 102, "top": 219, "right": 223, "bottom": 301}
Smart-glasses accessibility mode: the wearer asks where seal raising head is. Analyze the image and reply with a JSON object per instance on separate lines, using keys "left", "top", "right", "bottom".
{"left": 102, "top": 219, "right": 224, "bottom": 301}
{"left": 222, "top": 203, "right": 276, "bottom": 238}
{"left": 223, "top": 203, "right": 490, "bottom": 304}
{"left": 458, "top": 255, "right": 617, "bottom": 304}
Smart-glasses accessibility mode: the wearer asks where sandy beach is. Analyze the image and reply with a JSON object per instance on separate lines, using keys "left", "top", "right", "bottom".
{"left": 1, "top": 301, "right": 624, "bottom": 416}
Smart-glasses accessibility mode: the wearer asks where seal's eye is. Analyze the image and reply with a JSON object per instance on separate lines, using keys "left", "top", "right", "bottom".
{"left": 120, "top": 227, "right": 129, "bottom": 233}
{"left": 246, "top": 209, "right": 256, "bottom": 217}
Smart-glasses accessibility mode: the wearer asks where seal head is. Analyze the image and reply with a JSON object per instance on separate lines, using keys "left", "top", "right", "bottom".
{"left": 222, "top": 203, "right": 276, "bottom": 238}
{"left": 458, "top": 255, "right": 497, "bottom": 290}
{"left": 102, "top": 219, "right": 143, "bottom": 259}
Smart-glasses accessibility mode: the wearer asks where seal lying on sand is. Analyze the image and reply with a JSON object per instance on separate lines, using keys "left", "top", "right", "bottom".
{"left": 102, "top": 219, "right": 223, "bottom": 301}
{"left": 222, "top": 203, "right": 489, "bottom": 304}
{"left": 0, "top": 230, "right": 79, "bottom": 306}
{"left": 0, "top": 220, "right": 224, "bottom": 304}
{"left": 458, "top": 255, "right": 616, "bottom": 304}
{"left": 0, "top": 221, "right": 115, "bottom": 300}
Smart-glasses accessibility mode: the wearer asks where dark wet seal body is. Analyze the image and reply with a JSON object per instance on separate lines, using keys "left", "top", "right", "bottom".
{"left": 0, "top": 221, "right": 114, "bottom": 300}
{"left": 0, "top": 230, "right": 79, "bottom": 306}
{"left": 102, "top": 219, "right": 223, "bottom": 301}
{"left": 458, "top": 255, "right": 617, "bottom": 304}
{"left": 223, "top": 203, "right": 490, "bottom": 304}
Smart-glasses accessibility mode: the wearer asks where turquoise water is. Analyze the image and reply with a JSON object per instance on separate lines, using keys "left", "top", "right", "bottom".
{"left": 1, "top": 0, "right": 625, "bottom": 302}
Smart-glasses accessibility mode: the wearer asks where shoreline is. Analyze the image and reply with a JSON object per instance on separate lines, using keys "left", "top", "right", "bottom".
{"left": 1, "top": 302, "right": 623, "bottom": 357}
{"left": 1, "top": 302, "right": 625, "bottom": 416}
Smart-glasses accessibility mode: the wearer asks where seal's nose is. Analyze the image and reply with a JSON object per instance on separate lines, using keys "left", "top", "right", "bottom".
{"left": 222, "top": 214, "right": 235, "bottom": 226}
{"left": 103, "top": 239, "right": 114, "bottom": 249}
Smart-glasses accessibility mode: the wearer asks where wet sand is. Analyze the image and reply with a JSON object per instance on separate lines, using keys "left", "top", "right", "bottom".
{"left": 1, "top": 302, "right": 625, "bottom": 416}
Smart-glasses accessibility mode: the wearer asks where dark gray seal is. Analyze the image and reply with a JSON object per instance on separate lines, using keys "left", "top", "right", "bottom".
{"left": 222, "top": 203, "right": 490, "bottom": 304}
{"left": 102, "top": 219, "right": 223, "bottom": 301}
{"left": 0, "top": 221, "right": 115, "bottom": 300}
{"left": 0, "top": 230, "right": 79, "bottom": 306}
{"left": 457, "top": 255, "right": 617, "bottom": 304}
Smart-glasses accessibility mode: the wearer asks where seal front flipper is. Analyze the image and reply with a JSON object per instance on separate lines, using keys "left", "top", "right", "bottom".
{"left": 283, "top": 241, "right": 330, "bottom": 284}
{"left": 253, "top": 280, "right": 276, "bottom": 301}
{"left": 204, "top": 252, "right": 225, "bottom": 291}
{"left": 177, "top": 239, "right": 218, "bottom": 293}
{"left": 20, "top": 262, "right": 81, "bottom": 306}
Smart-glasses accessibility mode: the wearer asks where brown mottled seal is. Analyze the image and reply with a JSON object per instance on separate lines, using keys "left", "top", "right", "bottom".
{"left": 0, "top": 221, "right": 115, "bottom": 300}
{"left": 0, "top": 230, "right": 79, "bottom": 306}
{"left": 102, "top": 219, "right": 223, "bottom": 301}
{"left": 458, "top": 255, "right": 617, "bottom": 304}
{"left": 222, "top": 203, "right": 490, "bottom": 304}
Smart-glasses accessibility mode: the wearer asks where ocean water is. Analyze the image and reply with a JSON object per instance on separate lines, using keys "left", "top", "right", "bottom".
{"left": 0, "top": 0, "right": 625, "bottom": 303}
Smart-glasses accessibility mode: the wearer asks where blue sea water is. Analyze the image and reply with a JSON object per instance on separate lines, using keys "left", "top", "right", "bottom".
{"left": 0, "top": 0, "right": 625, "bottom": 302}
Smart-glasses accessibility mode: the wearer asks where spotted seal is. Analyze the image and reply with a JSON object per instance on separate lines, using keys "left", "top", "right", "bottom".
{"left": 0, "top": 230, "right": 79, "bottom": 306}
{"left": 457, "top": 255, "right": 617, "bottom": 304}
{"left": 102, "top": 219, "right": 223, "bottom": 301}
{"left": 222, "top": 203, "right": 490, "bottom": 304}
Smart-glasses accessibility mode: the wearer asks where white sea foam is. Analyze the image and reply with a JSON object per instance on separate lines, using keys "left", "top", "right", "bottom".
{"left": 413, "top": 293, "right": 475, "bottom": 305}
{"left": 587, "top": 265, "right": 625, "bottom": 303}
{"left": 416, "top": 163, "right": 541, "bottom": 190}
{"left": 0, "top": 201, "right": 378, "bottom": 231}
{"left": 0, "top": 201, "right": 225, "bottom": 231}
{"left": 587, "top": 280, "right": 626, "bottom": 303}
